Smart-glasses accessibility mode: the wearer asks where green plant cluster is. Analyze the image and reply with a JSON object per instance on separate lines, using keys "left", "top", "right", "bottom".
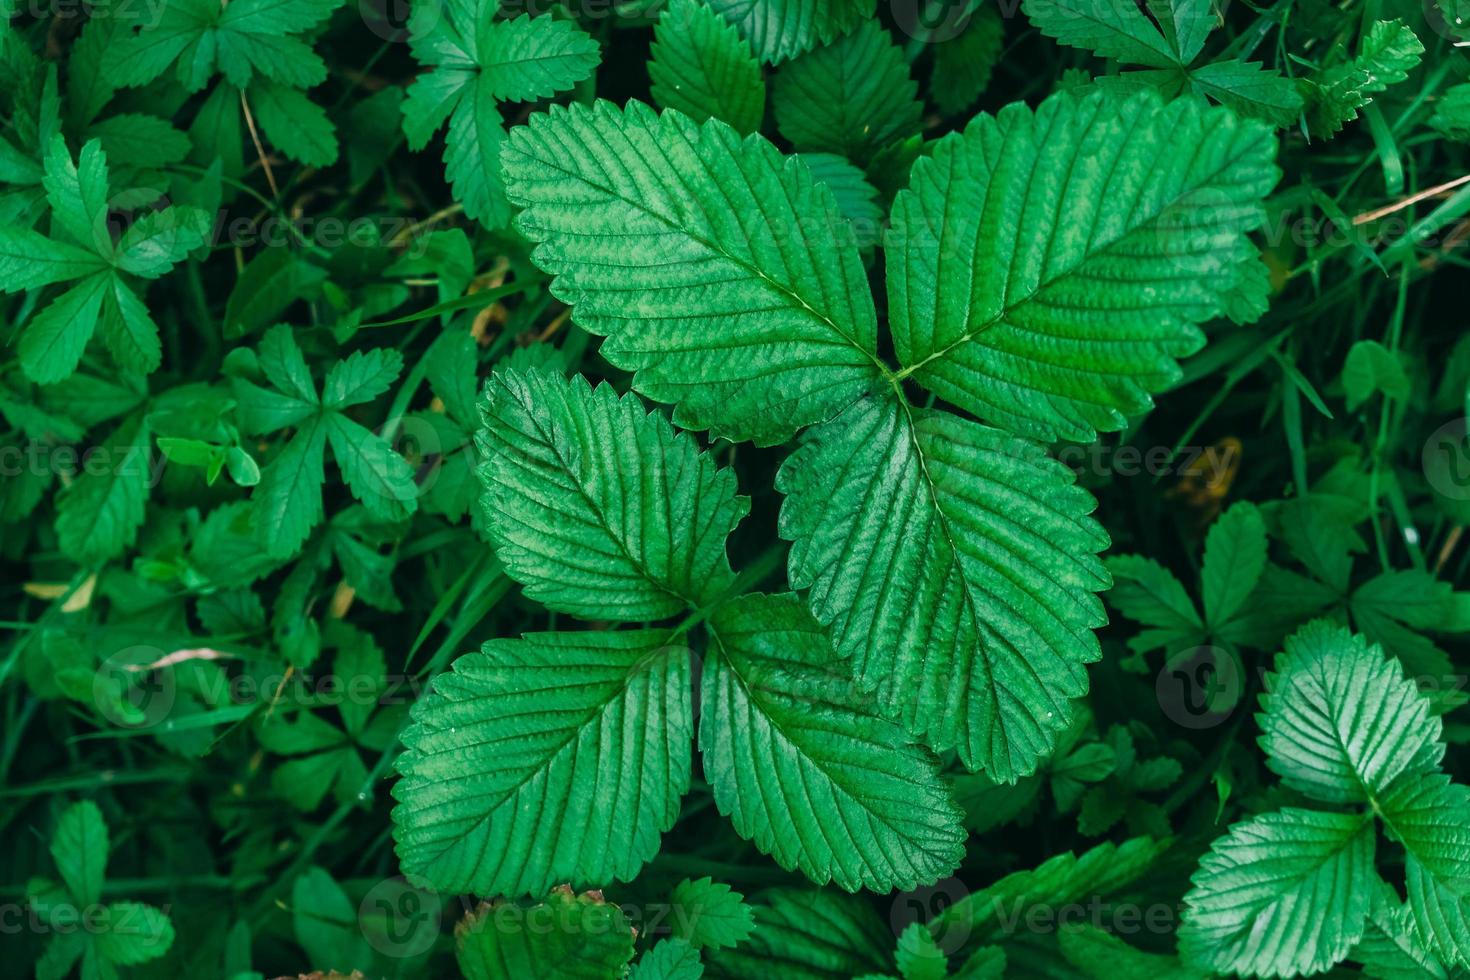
{"left": 2, "top": 0, "right": 1470, "bottom": 977}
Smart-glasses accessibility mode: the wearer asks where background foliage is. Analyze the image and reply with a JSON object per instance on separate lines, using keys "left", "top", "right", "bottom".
{"left": 2, "top": 0, "right": 1470, "bottom": 976}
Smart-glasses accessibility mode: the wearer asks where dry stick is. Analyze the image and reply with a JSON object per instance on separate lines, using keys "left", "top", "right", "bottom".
{"left": 1435, "top": 526, "right": 1463, "bottom": 574}
{"left": 1353, "top": 173, "right": 1470, "bottom": 225}
{"left": 240, "top": 90, "right": 280, "bottom": 200}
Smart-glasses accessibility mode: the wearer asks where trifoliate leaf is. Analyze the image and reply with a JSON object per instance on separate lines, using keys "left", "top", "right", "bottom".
{"left": 475, "top": 369, "right": 747, "bottom": 620}
{"left": 456, "top": 889, "right": 636, "bottom": 980}
{"left": 701, "top": 593, "right": 966, "bottom": 890}
{"left": 670, "top": 878, "right": 756, "bottom": 950}
{"left": 1179, "top": 807, "right": 1376, "bottom": 977}
{"left": 1303, "top": 20, "right": 1424, "bottom": 138}
{"left": 1258, "top": 620, "right": 1443, "bottom": 804}
{"left": 650, "top": 0, "right": 765, "bottom": 135}
{"left": 705, "top": 0, "right": 876, "bottom": 63}
{"left": 501, "top": 100, "right": 883, "bottom": 446}
{"left": 773, "top": 20, "right": 922, "bottom": 164}
{"left": 886, "top": 89, "right": 1278, "bottom": 442}
{"left": 403, "top": 9, "right": 599, "bottom": 228}
{"left": 778, "top": 393, "right": 1109, "bottom": 778}
{"left": 392, "top": 630, "right": 693, "bottom": 895}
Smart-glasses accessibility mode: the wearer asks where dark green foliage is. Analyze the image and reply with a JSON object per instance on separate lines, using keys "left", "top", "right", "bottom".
{"left": 3, "top": 1, "right": 1469, "bottom": 978}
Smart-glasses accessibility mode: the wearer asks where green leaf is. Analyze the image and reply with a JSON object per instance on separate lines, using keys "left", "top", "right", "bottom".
{"left": 886, "top": 89, "right": 1278, "bottom": 442}
{"left": 1381, "top": 775, "right": 1470, "bottom": 968}
{"left": 1258, "top": 620, "right": 1443, "bottom": 804}
{"left": 249, "top": 79, "right": 338, "bottom": 167}
{"left": 670, "top": 878, "right": 755, "bottom": 951}
{"left": 701, "top": 593, "right": 966, "bottom": 890}
{"left": 1147, "top": 0, "right": 1212, "bottom": 63}
{"left": 1179, "top": 808, "right": 1376, "bottom": 977}
{"left": 778, "top": 394, "right": 1109, "bottom": 778}
{"left": 936, "top": 836, "right": 1168, "bottom": 940}
{"left": 290, "top": 866, "right": 373, "bottom": 973}
{"left": 112, "top": 206, "right": 210, "bottom": 278}
{"left": 18, "top": 270, "right": 112, "bottom": 384}
{"left": 705, "top": 0, "right": 876, "bottom": 63}
{"left": 87, "top": 114, "right": 191, "bottom": 170}
{"left": 1189, "top": 59, "right": 1304, "bottom": 128}
{"left": 322, "top": 347, "right": 402, "bottom": 409}
{"left": 773, "top": 21, "right": 922, "bottom": 163}
{"left": 704, "top": 889, "right": 893, "bottom": 978}
{"left": 1202, "top": 501, "right": 1267, "bottom": 629}
{"left": 633, "top": 938, "right": 705, "bottom": 980}
{"left": 1023, "top": 0, "right": 1184, "bottom": 67}
{"left": 0, "top": 226, "right": 106, "bottom": 295}
{"left": 252, "top": 416, "right": 327, "bottom": 558}
{"left": 50, "top": 801, "right": 107, "bottom": 907}
{"left": 501, "top": 100, "right": 883, "bottom": 446}
{"left": 95, "top": 902, "right": 175, "bottom": 965}
{"left": 457, "top": 889, "right": 637, "bottom": 980}
{"left": 97, "top": 274, "right": 163, "bottom": 375}
{"left": 1304, "top": 20, "right": 1424, "bottom": 138}
{"left": 324, "top": 413, "right": 419, "bottom": 520}
{"left": 475, "top": 369, "right": 747, "bottom": 619}
{"left": 1104, "top": 554, "right": 1202, "bottom": 647}
{"left": 896, "top": 922, "right": 947, "bottom": 980}
{"left": 403, "top": 11, "right": 598, "bottom": 228}
{"left": 42, "top": 135, "right": 110, "bottom": 253}
{"left": 1353, "top": 882, "right": 1452, "bottom": 980}
{"left": 1342, "top": 339, "right": 1410, "bottom": 411}
{"left": 1058, "top": 923, "right": 1207, "bottom": 979}
{"left": 392, "top": 630, "right": 693, "bottom": 895}
{"left": 650, "top": 0, "right": 766, "bottom": 134}
{"left": 1431, "top": 83, "right": 1470, "bottom": 142}
{"left": 930, "top": 7, "right": 1005, "bottom": 116}
{"left": 55, "top": 415, "right": 153, "bottom": 564}
{"left": 799, "top": 153, "right": 883, "bottom": 235}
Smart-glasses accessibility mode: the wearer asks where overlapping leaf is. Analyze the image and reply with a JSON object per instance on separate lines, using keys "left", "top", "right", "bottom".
{"left": 475, "top": 369, "right": 747, "bottom": 620}
{"left": 1258, "top": 620, "right": 1444, "bottom": 804}
{"left": 392, "top": 630, "right": 693, "bottom": 896}
{"left": 650, "top": 0, "right": 766, "bottom": 134}
{"left": 501, "top": 100, "right": 883, "bottom": 445}
{"left": 886, "top": 89, "right": 1278, "bottom": 442}
{"left": 701, "top": 594, "right": 966, "bottom": 891}
{"left": 778, "top": 394, "right": 1109, "bottom": 778}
